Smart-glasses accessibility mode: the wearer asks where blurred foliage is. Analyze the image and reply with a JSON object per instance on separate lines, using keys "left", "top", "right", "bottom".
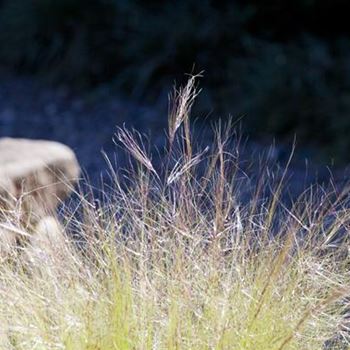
{"left": 0, "top": 0, "right": 350, "bottom": 162}
{"left": 0, "top": 0, "right": 118, "bottom": 84}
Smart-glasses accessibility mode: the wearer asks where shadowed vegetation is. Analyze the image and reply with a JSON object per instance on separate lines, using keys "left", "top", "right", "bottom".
{"left": 0, "top": 1, "right": 350, "bottom": 161}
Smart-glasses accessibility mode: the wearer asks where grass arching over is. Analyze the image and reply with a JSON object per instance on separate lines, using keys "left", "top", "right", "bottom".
{"left": 1, "top": 77, "right": 350, "bottom": 349}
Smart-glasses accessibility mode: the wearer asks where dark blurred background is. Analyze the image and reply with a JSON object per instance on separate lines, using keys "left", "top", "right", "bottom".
{"left": 0, "top": 0, "right": 350, "bottom": 184}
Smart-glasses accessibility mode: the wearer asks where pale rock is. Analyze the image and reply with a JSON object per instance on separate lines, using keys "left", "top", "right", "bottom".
{"left": 0, "top": 138, "right": 80, "bottom": 221}
{"left": 0, "top": 138, "right": 80, "bottom": 253}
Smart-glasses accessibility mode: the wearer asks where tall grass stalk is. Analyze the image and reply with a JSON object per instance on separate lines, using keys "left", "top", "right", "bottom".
{"left": 1, "top": 77, "right": 350, "bottom": 349}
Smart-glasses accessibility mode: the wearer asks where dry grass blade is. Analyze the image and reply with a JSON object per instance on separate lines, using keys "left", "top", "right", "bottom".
{"left": 115, "top": 126, "right": 159, "bottom": 179}
{"left": 168, "top": 73, "right": 202, "bottom": 149}
{"left": 167, "top": 146, "right": 209, "bottom": 185}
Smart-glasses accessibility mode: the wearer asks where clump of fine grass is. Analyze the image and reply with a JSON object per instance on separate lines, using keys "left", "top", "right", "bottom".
{"left": 1, "top": 77, "right": 350, "bottom": 350}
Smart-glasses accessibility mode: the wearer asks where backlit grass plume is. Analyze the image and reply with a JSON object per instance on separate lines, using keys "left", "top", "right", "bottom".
{"left": 0, "top": 77, "right": 350, "bottom": 349}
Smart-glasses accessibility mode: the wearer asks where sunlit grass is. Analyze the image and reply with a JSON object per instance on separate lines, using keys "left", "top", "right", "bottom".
{"left": 0, "top": 76, "right": 350, "bottom": 349}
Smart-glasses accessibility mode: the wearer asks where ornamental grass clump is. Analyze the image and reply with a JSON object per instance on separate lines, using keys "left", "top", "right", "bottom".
{"left": 0, "top": 76, "right": 350, "bottom": 349}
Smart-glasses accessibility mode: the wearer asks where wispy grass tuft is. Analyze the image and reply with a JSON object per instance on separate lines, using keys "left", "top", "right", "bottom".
{"left": 1, "top": 76, "right": 350, "bottom": 349}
